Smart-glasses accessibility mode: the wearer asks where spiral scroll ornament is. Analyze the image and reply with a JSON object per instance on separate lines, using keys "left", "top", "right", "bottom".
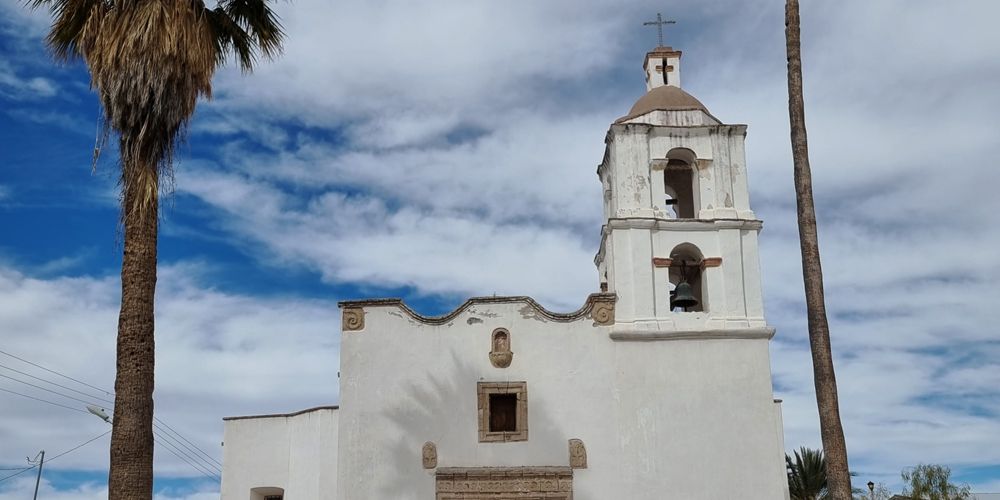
{"left": 591, "top": 301, "right": 615, "bottom": 325}
{"left": 342, "top": 308, "right": 365, "bottom": 331}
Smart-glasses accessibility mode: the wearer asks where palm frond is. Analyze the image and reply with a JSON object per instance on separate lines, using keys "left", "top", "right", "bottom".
{"left": 787, "top": 447, "right": 828, "bottom": 500}
{"left": 27, "top": 0, "right": 106, "bottom": 61}
{"left": 207, "top": 0, "right": 285, "bottom": 72}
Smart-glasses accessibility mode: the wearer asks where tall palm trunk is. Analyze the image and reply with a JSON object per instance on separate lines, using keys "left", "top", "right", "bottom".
{"left": 784, "top": 1, "right": 852, "bottom": 499}
{"left": 109, "top": 165, "right": 158, "bottom": 500}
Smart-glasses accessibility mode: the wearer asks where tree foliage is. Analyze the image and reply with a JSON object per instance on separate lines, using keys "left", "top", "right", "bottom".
{"left": 901, "top": 464, "right": 971, "bottom": 500}
{"left": 853, "top": 482, "right": 893, "bottom": 500}
{"left": 788, "top": 447, "right": 829, "bottom": 500}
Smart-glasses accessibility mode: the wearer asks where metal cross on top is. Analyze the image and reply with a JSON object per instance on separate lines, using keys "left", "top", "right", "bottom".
{"left": 643, "top": 13, "right": 676, "bottom": 47}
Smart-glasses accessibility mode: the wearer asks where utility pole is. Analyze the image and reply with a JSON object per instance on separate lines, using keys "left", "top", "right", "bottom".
{"left": 29, "top": 450, "right": 45, "bottom": 500}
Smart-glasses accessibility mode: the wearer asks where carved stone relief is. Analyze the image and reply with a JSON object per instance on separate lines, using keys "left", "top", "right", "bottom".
{"left": 341, "top": 307, "right": 364, "bottom": 331}
{"left": 488, "top": 328, "right": 513, "bottom": 368}
{"left": 422, "top": 441, "right": 437, "bottom": 469}
{"left": 591, "top": 301, "right": 615, "bottom": 325}
{"left": 436, "top": 467, "right": 572, "bottom": 500}
{"left": 568, "top": 439, "right": 587, "bottom": 469}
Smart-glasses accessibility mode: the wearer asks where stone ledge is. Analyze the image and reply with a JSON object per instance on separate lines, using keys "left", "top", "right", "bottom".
{"left": 436, "top": 467, "right": 572, "bottom": 478}
{"left": 609, "top": 326, "right": 775, "bottom": 341}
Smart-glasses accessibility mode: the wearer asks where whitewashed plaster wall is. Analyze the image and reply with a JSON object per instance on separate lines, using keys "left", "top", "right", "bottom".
{"left": 336, "top": 297, "right": 787, "bottom": 500}
{"left": 222, "top": 407, "right": 339, "bottom": 500}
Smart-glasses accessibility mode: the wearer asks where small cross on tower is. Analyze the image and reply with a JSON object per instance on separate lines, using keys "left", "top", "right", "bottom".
{"left": 643, "top": 12, "right": 676, "bottom": 48}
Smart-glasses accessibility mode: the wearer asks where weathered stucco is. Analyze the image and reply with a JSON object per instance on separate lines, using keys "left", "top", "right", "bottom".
{"left": 221, "top": 407, "right": 339, "bottom": 499}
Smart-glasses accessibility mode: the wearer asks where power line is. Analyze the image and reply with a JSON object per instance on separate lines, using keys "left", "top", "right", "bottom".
{"left": 152, "top": 423, "right": 221, "bottom": 475}
{"left": 0, "top": 349, "right": 112, "bottom": 397}
{"left": 153, "top": 436, "right": 220, "bottom": 483}
{"left": 0, "top": 430, "right": 111, "bottom": 484}
{"left": 154, "top": 418, "right": 223, "bottom": 469}
{"left": 0, "top": 372, "right": 104, "bottom": 408}
{"left": 0, "top": 387, "right": 90, "bottom": 414}
{"left": 0, "top": 389, "right": 220, "bottom": 482}
{"left": 0, "top": 466, "right": 35, "bottom": 483}
{"left": 1, "top": 383, "right": 222, "bottom": 476}
{"left": 45, "top": 430, "right": 111, "bottom": 463}
{"left": 0, "top": 349, "right": 224, "bottom": 473}
{"left": 0, "top": 362, "right": 115, "bottom": 405}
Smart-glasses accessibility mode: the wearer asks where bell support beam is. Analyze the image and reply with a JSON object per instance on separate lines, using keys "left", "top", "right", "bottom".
{"left": 651, "top": 257, "right": 723, "bottom": 268}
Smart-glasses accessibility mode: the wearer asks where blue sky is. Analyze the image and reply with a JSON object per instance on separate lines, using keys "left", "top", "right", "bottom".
{"left": 2, "top": 0, "right": 999, "bottom": 498}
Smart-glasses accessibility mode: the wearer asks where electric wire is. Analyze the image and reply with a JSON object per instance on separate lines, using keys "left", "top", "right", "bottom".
{"left": 0, "top": 430, "right": 111, "bottom": 484}
{"left": 1, "top": 381, "right": 222, "bottom": 476}
{"left": 0, "top": 362, "right": 115, "bottom": 405}
{"left": 0, "top": 386, "right": 90, "bottom": 414}
{"left": 153, "top": 435, "right": 221, "bottom": 482}
{"left": 0, "top": 349, "right": 112, "bottom": 397}
{"left": 1, "top": 385, "right": 222, "bottom": 480}
{"left": 0, "top": 372, "right": 103, "bottom": 407}
{"left": 153, "top": 418, "right": 223, "bottom": 469}
{"left": 0, "top": 350, "right": 224, "bottom": 476}
{"left": 0, "top": 465, "right": 35, "bottom": 483}
{"left": 152, "top": 422, "right": 222, "bottom": 474}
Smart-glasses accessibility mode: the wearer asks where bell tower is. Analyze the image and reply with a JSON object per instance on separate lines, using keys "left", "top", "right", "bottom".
{"left": 589, "top": 34, "right": 788, "bottom": 499}
{"left": 595, "top": 41, "right": 771, "bottom": 339}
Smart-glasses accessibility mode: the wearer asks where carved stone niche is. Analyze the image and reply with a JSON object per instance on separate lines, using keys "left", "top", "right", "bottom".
{"left": 568, "top": 438, "right": 587, "bottom": 469}
{"left": 422, "top": 441, "right": 437, "bottom": 469}
{"left": 489, "top": 328, "right": 513, "bottom": 368}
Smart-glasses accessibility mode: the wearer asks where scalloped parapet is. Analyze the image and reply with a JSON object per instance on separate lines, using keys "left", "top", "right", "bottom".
{"left": 338, "top": 293, "right": 616, "bottom": 331}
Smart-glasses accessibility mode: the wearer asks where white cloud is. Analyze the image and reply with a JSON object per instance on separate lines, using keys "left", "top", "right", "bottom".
{"left": 0, "top": 263, "right": 340, "bottom": 479}
{"left": 0, "top": 60, "right": 58, "bottom": 99}
{"left": 3, "top": 0, "right": 999, "bottom": 494}
{"left": 174, "top": 0, "right": 1000, "bottom": 491}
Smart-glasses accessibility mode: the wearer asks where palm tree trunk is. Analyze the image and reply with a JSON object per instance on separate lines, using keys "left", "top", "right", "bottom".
{"left": 784, "top": 1, "right": 852, "bottom": 499}
{"left": 108, "top": 169, "right": 158, "bottom": 500}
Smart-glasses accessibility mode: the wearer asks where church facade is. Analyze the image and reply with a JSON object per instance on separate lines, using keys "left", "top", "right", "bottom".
{"left": 221, "top": 43, "right": 790, "bottom": 500}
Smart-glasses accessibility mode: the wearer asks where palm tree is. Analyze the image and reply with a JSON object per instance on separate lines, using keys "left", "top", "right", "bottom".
{"left": 27, "top": 0, "right": 284, "bottom": 498}
{"left": 784, "top": 1, "right": 852, "bottom": 499}
{"left": 787, "top": 447, "right": 828, "bottom": 500}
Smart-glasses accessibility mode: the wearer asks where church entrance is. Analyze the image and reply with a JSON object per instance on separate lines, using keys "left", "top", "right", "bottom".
{"left": 435, "top": 466, "right": 573, "bottom": 499}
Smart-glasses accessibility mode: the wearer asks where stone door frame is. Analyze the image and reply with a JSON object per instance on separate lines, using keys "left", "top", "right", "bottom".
{"left": 435, "top": 466, "right": 572, "bottom": 499}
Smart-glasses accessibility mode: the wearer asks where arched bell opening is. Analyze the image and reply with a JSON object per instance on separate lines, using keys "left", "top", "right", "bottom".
{"left": 663, "top": 147, "right": 699, "bottom": 219}
{"left": 668, "top": 243, "right": 705, "bottom": 312}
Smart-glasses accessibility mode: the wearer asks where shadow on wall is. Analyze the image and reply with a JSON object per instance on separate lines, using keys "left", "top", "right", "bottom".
{"left": 379, "top": 350, "right": 572, "bottom": 499}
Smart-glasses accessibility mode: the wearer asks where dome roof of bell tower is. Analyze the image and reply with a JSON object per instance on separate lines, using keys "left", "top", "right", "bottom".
{"left": 628, "top": 85, "right": 709, "bottom": 116}
{"left": 615, "top": 85, "right": 717, "bottom": 124}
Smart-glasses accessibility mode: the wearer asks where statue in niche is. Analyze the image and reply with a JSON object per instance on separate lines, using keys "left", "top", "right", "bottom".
{"left": 422, "top": 441, "right": 437, "bottom": 469}
{"left": 489, "top": 328, "right": 513, "bottom": 368}
{"left": 569, "top": 438, "right": 587, "bottom": 469}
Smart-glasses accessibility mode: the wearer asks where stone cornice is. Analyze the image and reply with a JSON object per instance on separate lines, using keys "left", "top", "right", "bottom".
{"left": 223, "top": 405, "right": 340, "bottom": 421}
{"left": 605, "top": 217, "right": 763, "bottom": 232}
{"left": 338, "top": 293, "right": 617, "bottom": 329}
{"left": 595, "top": 218, "right": 763, "bottom": 265}
{"left": 609, "top": 326, "right": 775, "bottom": 342}
{"left": 607, "top": 122, "right": 748, "bottom": 135}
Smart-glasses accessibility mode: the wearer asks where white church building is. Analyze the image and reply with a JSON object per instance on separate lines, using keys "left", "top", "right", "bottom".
{"left": 221, "top": 42, "right": 791, "bottom": 500}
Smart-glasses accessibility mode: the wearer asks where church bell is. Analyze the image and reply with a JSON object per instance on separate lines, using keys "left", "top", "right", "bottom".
{"left": 671, "top": 281, "right": 699, "bottom": 310}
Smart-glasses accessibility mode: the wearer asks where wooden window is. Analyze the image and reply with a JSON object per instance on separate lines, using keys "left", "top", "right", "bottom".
{"left": 489, "top": 394, "right": 517, "bottom": 432}
{"left": 477, "top": 382, "right": 527, "bottom": 442}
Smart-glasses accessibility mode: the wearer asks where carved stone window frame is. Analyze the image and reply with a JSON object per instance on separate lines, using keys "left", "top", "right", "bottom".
{"left": 477, "top": 381, "right": 528, "bottom": 443}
